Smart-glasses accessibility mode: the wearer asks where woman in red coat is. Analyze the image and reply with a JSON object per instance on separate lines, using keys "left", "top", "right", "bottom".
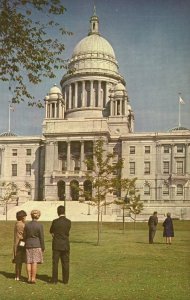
{"left": 163, "top": 212, "right": 174, "bottom": 244}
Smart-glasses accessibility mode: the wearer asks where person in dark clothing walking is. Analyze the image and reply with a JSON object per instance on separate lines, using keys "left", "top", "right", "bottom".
{"left": 148, "top": 211, "right": 158, "bottom": 244}
{"left": 50, "top": 206, "right": 71, "bottom": 284}
{"left": 163, "top": 212, "right": 174, "bottom": 244}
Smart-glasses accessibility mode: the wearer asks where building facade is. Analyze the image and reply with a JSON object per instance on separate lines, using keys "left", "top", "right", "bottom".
{"left": 0, "top": 11, "right": 190, "bottom": 219}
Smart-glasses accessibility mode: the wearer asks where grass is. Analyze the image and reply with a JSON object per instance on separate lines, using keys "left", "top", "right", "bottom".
{"left": 0, "top": 221, "right": 189, "bottom": 300}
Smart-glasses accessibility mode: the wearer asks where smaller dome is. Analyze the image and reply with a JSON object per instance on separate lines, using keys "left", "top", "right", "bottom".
{"left": 114, "top": 82, "right": 126, "bottom": 91}
{"left": 0, "top": 131, "right": 17, "bottom": 137}
{"left": 114, "top": 82, "right": 127, "bottom": 96}
{"left": 49, "top": 84, "right": 62, "bottom": 95}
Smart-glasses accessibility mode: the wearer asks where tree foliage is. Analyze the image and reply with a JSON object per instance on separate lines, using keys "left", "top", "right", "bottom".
{"left": 0, "top": 0, "right": 72, "bottom": 107}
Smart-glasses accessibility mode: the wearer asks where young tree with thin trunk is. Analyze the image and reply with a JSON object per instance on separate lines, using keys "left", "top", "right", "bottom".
{"left": 80, "top": 139, "right": 141, "bottom": 245}
{"left": 1, "top": 182, "right": 17, "bottom": 221}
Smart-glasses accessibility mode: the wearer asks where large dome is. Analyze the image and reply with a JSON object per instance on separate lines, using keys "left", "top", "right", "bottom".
{"left": 72, "top": 34, "right": 116, "bottom": 59}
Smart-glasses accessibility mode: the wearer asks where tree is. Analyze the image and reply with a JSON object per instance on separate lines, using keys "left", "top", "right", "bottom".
{"left": 0, "top": 182, "right": 17, "bottom": 220}
{"left": 80, "top": 139, "right": 137, "bottom": 245}
{"left": 0, "top": 0, "right": 72, "bottom": 107}
{"left": 114, "top": 178, "right": 142, "bottom": 232}
{"left": 126, "top": 194, "right": 143, "bottom": 230}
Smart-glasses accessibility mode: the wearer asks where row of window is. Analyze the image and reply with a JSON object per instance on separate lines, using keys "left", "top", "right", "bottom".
{"left": 144, "top": 184, "right": 184, "bottom": 196}
{"left": 12, "top": 149, "right": 32, "bottom": 156}
{"left": 12, "top": 164, "right": 31, "bottom": 176}
{"left": 129, "top": 161, "right": 184, "bottom": 175}
{"left": 129, "top": 145, "right": 185, "bottom": 154}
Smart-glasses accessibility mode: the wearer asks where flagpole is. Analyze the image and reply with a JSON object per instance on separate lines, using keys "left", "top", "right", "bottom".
{"left": 178, "top": 93, "right": 181, "bottom": 127}
{"left": 8, "top": 103, "right": 11, "bottom": 133}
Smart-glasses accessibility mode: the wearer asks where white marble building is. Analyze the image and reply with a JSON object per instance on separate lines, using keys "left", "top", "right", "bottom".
{"left": 0, "top": 11, "right": 190, "bottom": 219}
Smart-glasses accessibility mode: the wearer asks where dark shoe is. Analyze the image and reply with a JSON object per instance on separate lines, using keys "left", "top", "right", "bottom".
{"left": 49, "top": 280, "right": 57, "bottom": 284}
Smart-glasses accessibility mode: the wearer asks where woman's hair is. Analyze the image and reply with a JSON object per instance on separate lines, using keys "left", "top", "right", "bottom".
{"left": 16, "top": 210, "right": 27, "bottom": 221}
{"left": 167, "top": 212, "right": 171, "bottom": 217}
{"left": 31, "top": 209, "right": 41, "bottom": 220}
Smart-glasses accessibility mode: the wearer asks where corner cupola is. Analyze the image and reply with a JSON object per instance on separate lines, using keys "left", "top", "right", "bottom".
{"left": 44, "top": 84, "right": 65, "bottom": 119}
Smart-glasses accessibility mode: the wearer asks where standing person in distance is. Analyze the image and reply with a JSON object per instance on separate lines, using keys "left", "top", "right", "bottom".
{"left": 148, "top": 211, "right": 158, "bottom": 244}
{"left": 50, "top": 205, "right": 71, "bottom": 284}
{"left": 24, "top": 210, "right": 45, "bottom": 284}
{"left": 13, "top": 210, "right": 27, "bottom": 281}
{"left": 163, "top": 212, "right": 174, "bottom": 244}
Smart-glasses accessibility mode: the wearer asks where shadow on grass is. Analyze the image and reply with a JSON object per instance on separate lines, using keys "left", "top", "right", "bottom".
{"left": 135, "top": 241, "right": 166, "bottom": 244}
{"left": 0, "top": 271, "right": 51, "bottom": 283}
{"left": 71, "top": 240, "right": 96, "bottom": 245}
{"left": 36, "top": 274, "right": 51, "bottom": 283}
{"left": 0, "top": 271, "right": 15, "bottom": 279}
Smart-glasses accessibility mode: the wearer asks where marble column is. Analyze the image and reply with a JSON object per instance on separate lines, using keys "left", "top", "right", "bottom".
{"left": 75, "top": 82, "right": 78, "bottom": 108}
{"left": 90, "top": 80, "right": 94, "bottom": 106}
{"left": 80, "top": 141, "right": 84, "bottom": 171}
{"left": 67, "top": 141, "right": 71, "bottom": 171}
{"left": 82, "top": 81, "right": 85, "bottom": 107}
{"left": 98, "top": 81, "right": 101, "bottom": 106}
{"left": 69, "top": 85, "right": 72, "bottom": 109}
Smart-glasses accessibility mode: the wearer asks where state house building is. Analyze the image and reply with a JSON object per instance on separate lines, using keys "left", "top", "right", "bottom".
{"left": 0, "top": 12, "right": 190, "bottom": 219}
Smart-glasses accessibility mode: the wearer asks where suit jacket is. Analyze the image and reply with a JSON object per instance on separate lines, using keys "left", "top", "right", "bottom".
{"left": 24, "top": 220, "right": 45, "bottom": 251}
{"left": 148, "top": 215, "right": 158, "bottom": 230}
{"left": 50, "top": 216, "right": 71, "bottom": 251}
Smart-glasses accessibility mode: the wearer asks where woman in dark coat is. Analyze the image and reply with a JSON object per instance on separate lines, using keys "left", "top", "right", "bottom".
{"left": 23, "top": 210, "right": 45, "bottom": 284}
{"left": 163, "top": 212, "right": 174, "bottom": 244}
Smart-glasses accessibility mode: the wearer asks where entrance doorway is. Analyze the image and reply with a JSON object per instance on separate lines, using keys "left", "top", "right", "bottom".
{"left": 57, "top": 180, "right": 65, "bottom": 201}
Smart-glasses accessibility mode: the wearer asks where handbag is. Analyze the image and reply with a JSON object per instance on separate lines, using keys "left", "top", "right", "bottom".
{"left": 18, "top": 240, "right": 25, "bottom": 247}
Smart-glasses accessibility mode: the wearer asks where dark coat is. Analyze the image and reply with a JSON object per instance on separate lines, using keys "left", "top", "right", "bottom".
{"left": 23, "top": 220, "right": 45, "bottom": 251}
{"left": 148, "top": 215, "right": 158, "bottom": 230}
{"left": 163, "top": 217, "right": 174, "bottom": 237}
{"left": 50, "top": 216, "right": 71, "bottom": 251}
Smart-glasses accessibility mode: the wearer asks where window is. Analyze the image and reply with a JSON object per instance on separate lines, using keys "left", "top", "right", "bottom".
{"left": 26, "top": 149, "right": 31, "bottom": 156}
{"left": 163, "top": 161, "right": 169, "bottom": 174}
{"left": 144, "top": 184, "right": 150, "bottom": 195}
{"left": 176, "top": 161, "right": 184, "bottom": 175}
{"left": 26, "top": 164, "right": 31, "bottom": 176}
{"left": 130, "top": 146, "right": 135, "bottom": 154}
{"left": 74, "top": 159, "right": 80, "bottom": 172}
{"left": 163, "top": 183, "right": 169, "bottom": 195}
{"left": 144, "top": 162, "right": 150, "bottom": 174}
{"left": 145, "top": 146, "right": 150, "bottom": 154}
{"left": 12, "top": 164, "right": 17, "bottom": 176}
{"left": 163, "top": 145, "right": 170, "bottom": 153}
{"left": 177, "top": 145, "right": 183, "bottom": 153}
{"left": 129, "top": 162, "right": 135, "bottom": 175}
{"left": 112, "top": 163, "right": 118, "bottom": 175}
{"left": 12, "top": 149, "right": 17, "bottom": 156}
{"left": 177, "top": 184, "right": 183, "bottom": 195}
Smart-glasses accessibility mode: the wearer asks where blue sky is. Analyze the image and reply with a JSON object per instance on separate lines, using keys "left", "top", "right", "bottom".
{"left": 0, "top": 0, "right": 190, "bottom": 135}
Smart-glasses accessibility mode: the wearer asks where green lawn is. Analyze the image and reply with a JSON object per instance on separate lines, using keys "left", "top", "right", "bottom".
{"left": 0, "top": 221, "right": 189, "bottom": 300}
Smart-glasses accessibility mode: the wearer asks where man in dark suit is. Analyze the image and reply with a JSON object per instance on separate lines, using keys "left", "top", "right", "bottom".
{"left": 50, "top": 205, "right": 71, "bottom": 284}
{"left": 148, "top": 211, "right": 158, "bottom": 244}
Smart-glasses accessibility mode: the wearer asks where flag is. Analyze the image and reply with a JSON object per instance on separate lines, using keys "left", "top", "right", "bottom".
{"left": 179, "top": 96, "right": 185, "bottom": 104}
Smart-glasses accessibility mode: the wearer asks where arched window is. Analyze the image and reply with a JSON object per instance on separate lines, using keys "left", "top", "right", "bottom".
{"left": 83, "top": 180, "right": 92, "bottom": 200}
{"left": 57, "top": 181, "right": 65, "bottom": 201}
{"left": 70, "top": 180, "right": 79, "bottom": 201}
{"left": 177, "top": 184, "right": 183, "bottom": 195}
